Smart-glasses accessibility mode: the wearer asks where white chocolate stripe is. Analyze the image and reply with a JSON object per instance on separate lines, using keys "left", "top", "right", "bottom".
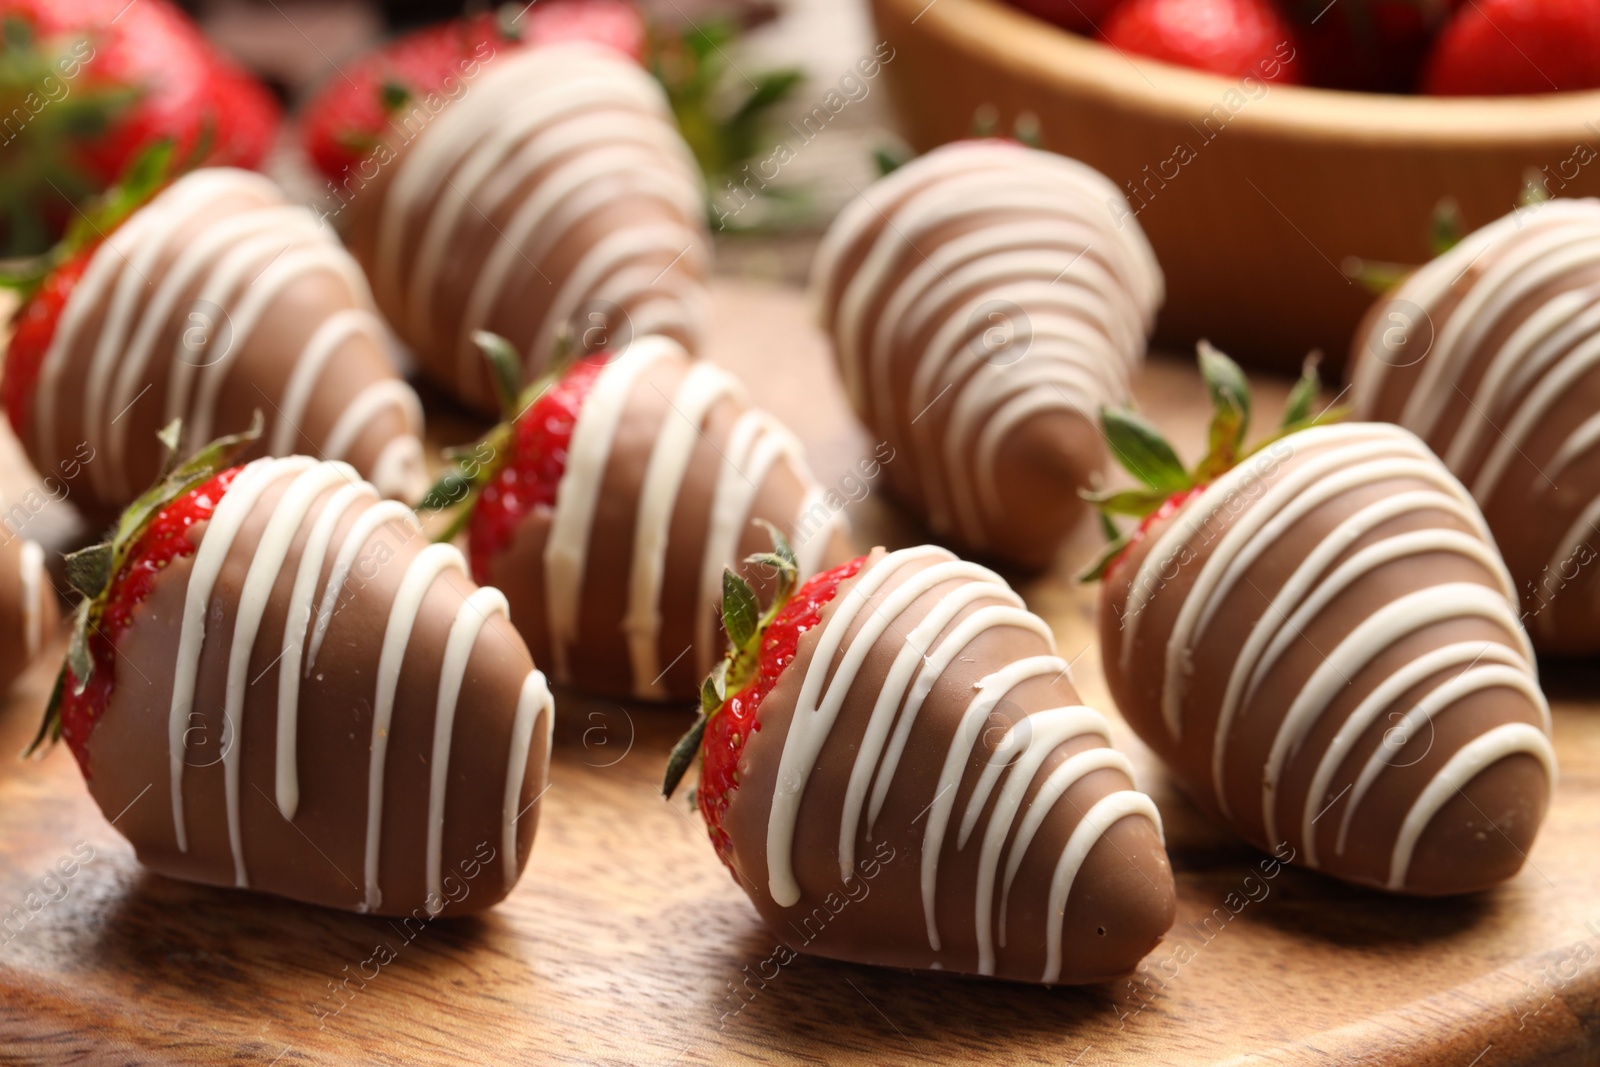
{"left": 968, "top": 705, "right": 1112, "bottom": 976}
{"left": 1213, "top": 490, "right": 1494, "bottom": 811}
{"left": 1043, "top": 792, "right": 1162, "bottom": 984}
{"left": 1313, "top": 641, "right": 1527, "bottom": 863}
{"left": 503, "top": 669, "right": 555, "bottom": 894}
{"left": 1340, "top": 664, "right": 1546, "bottom": 867}
{"left": 624, "top": 362, "right": 742, "bottom": 697}
{"left": 834, "top": 560, "right": 1016, "bottom": 878}
{"left": 427, "top": 587, "right": 511, "bottom": 912}
{"left": 1261, "top": 583, "right": 1530, "bottom": 848}
{"left": 271, "top": 309, "right": 389, "bottom": 455}
{"left": 1387, "top": 723, "right": 1556, "bottom": 890}
{"left": 168, "top": 456, "right": 316, "bottom": 851}
{"left": 543, "top": 337, "right": 677, "bottom": 681}
{"left": 364, "top": 543, "right": 467, "bottom": 912}
{"left": 306, "top": 500, "right": 423, "bottom": 672}
{"left": 275, "top": 481, "right": 375, "bottom": 820}
{"left": 221, "top": 462, "right": 354, "bottom": 887}
{"left": 762, "top": 548, "right": 1153, "bottom": 977}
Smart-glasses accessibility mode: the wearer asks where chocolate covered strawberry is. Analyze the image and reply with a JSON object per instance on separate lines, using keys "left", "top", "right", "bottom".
{"left": 31, "top": 418, "right": 554, "bottom": 916}
{"left": 310, "top": 38, "right": 708, "bottom": 414}
{"left": 3, "top": 156, "right": 426, "bottom": 515}
{"left": 0, "top": 0, "right": 281, "bottom": 257}
{"left": 1089, "top": 347, "right": 1555, "bottom": 895}
{"left": 299, "top": 2, "right": 646, "bottom": 191}
{"left": 663, "top": 533, "right": 1175, "bottom": 984}
{"left": 426, "top": 332, "right": 851, "bottom": 702}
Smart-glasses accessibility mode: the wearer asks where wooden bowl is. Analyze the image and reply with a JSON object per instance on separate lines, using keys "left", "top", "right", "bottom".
{"left": 869, "top": 0, "right": 1600, "bottom": 373}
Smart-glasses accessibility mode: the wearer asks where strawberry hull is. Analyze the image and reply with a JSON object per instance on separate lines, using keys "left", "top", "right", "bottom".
{"left": 713, "top": 546, "right": 1176, "bottom": 985}
{"left": 76, "top": 457, "right": 554, "bottom": 916}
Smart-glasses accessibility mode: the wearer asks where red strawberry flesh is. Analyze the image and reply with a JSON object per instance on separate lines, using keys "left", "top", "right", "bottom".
{"left": 59, "top": 467, "right": 240, "bottom": 776}
{"left": 3, "top": 247, "right": 93, "bottom": 441}
{"left": 698, "top": 554, "right": 868, "bottom": 872}
{"left": 1104, "top": 484, "right": 1205, "bottom": 580}
{"left": 467, "top": 353, "right": 610, "bottom": 582}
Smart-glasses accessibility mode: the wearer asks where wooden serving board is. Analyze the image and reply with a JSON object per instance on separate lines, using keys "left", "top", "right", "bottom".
{"left": 1, "top": 280, "right": 1596, "bottom": 1067}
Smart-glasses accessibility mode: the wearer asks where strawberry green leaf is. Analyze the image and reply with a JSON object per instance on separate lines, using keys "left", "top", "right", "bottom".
{"left": 65, "top": 602, "right": 93, "bottom": 696}
{"left": 23, "top": 664, "right": 67, "bottom": 758}
{"left": 661, "top": 711, "right": 707, "bottom": 800}
{"left": 722, "top": 569, "right": 760, "bottom": 649}
{"left": 1099, "top": 406, "right": 1190, "bottom": 495}
{"left": 380, "top": 81, "right": 412, "bottom": 113}
{"left": 1431, "top": 197, "right": 1464, "bottom": 257}
{"left": 1341, "top": 255, "right": 1411, "bottom": 296}
{"left": 63, "top": 544, "right": 113, "bottom": 600}
{"left": 1196, "top": 340, "right": 1251, "bottom": 479}
{"left": 474, "top": 330, "right": 524, "bottom": 417}
{"left": 1079, "top": 485, "right": 1173, "bottom": 519}
{"left": 1520, "top": 168, "right": 1552, "bottom": 208}
{"left": 1078, "top": 532, "right": 1135, "bottom": 584}
{"left": 1097, "top": 507, "right": 1120, "bottom": 543}
{"left": 873, "top": 144, "right": 908, "bottom": 177}
{"left": 1281, "top": 353, "right": 1322, "bottom": 429}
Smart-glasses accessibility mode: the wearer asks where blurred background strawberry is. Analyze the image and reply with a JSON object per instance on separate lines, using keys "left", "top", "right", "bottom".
{"left": 0, "top": 0, "right": 281, "bottom": 257}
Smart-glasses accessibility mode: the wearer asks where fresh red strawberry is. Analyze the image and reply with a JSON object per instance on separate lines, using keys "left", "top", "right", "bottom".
{"left": 0, "top": 0, "right": 280, "bottom": 257}
{"left": 299, "top": 1, "right": 645, "bottom": 188}
{"left": 688, "top": 553, "right": 865, "bottom": 868}
{"left": 1100, "top": 0, "right": 1304, "bottom": 82}
{"left": 1422, "top": 0, "right": 1600, "bottom": 95}
{"left": 466, "top": 352, "right": 609, "bottom": 582}
{"left": 2, "top": 244, "right": 93, "bottom": 441}
{"left": 1081, "top": 344, "right": 1337, "bottom": 581}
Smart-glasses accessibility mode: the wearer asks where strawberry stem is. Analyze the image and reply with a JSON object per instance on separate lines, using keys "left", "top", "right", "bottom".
{"left": 1079, "top": 343, "right": 1347, "bottom": 584}
{"left": 421, "top": 330, "right": 578, "bottom": 539}
{"left": 661, "top": 522, "right": 797, "bottom": 799}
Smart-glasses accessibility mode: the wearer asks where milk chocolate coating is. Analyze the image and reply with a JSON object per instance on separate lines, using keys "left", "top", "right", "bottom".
{"left": 0, "top": 534, "right": 56, "bottom": 689}
{"left": 22, "top": 168, "right": 427, "bottom": 515}
{"left": 1349, "top": 199, "right": 1600, "bottom": 655}
{"left": 340, "top": 43, "right": 710, "bottom": 415}
{"left": 810, "top": 141, "right": 1163, "bottom": 569}
{"left": 84, "top": 457, "right": 553, "bottom": 916}
{"left": 719, "top": 545, "right": 1175, "bottom": 984}
{"left": 1100, "top": 423, "right": 1556, "bottom": 895}
{"left": 484, "top": 336, "right": 852, "bottom": 702}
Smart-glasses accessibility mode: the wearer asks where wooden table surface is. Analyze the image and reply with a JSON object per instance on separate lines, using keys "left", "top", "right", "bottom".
{"left": 1, "top": 280, "right": 1597, "bottom": 1067}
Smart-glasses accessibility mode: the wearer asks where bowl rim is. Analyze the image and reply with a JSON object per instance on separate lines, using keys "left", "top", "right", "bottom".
{"left": 878, "top": 0, "right": 1600, "bottom": 146}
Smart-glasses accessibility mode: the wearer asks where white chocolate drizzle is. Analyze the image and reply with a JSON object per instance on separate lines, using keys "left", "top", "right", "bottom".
{"left": 371, "top": 44, "right": 708, "bottom": 403}
{"left": 764, "top": 547, "right": 1162, "bottom": 981}
{"left": 544, "top": 336, "right": 842, "bottom": 696}
{"left": 1351, "top": 198, "right": 1600, "bottom": 645}
{"left": 33, "top": 168, "right": 425, "bottom": 505}
{"left": 1116, "top": 423, "right": 1555, "bottom": 889}
{"left": 156, "top": 457, "right": 551, "bottom": 908}
{"left": 811, "top": 141, "right": 1162, "bottom": 550}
